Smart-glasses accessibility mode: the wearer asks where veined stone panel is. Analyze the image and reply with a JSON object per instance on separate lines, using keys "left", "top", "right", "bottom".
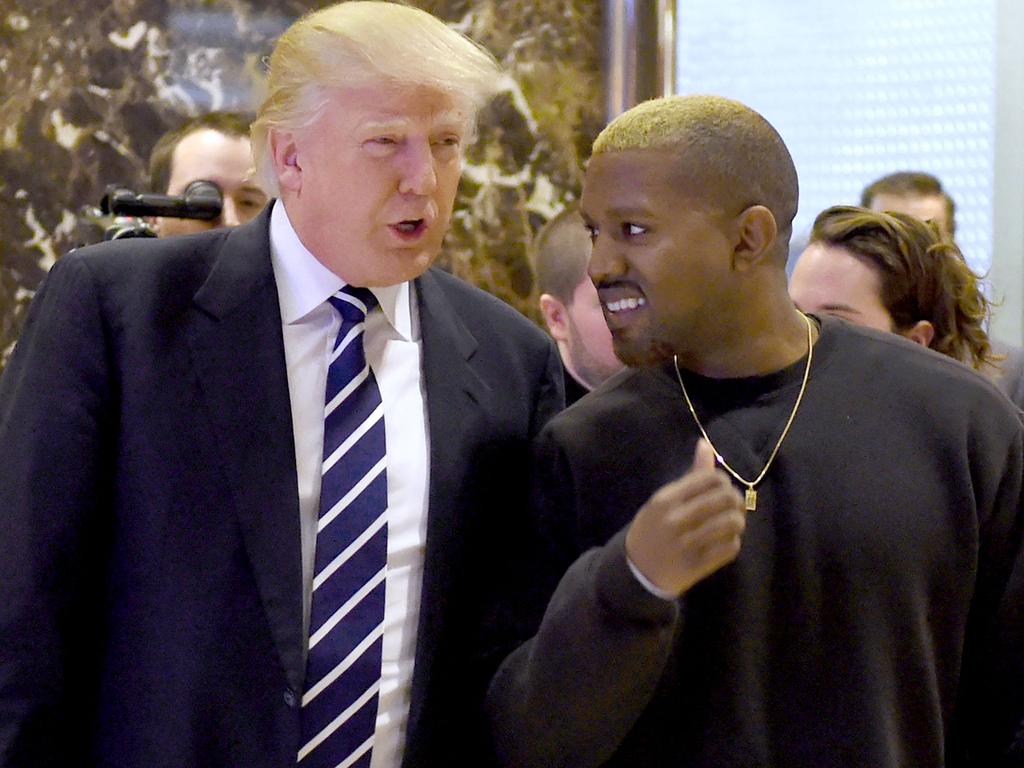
{"left": 0, "top": 0, "right": 603, "bottom": 365}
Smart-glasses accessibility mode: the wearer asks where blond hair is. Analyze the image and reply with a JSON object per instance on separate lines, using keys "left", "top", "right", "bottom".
{"left": 593, "top": 95, "right": 799, "bottom": 251}
{"left": 251, "top": 1, "right": 501, "bottom": 196}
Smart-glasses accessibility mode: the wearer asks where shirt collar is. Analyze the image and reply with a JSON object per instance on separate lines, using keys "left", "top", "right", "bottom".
{"left": 269, "top": 200, "right": 413, "bottom": 341}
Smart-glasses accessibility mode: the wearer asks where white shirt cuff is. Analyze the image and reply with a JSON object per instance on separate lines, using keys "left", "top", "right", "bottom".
{"left": 626, "top": 556, "right": 678, "bottom": 601}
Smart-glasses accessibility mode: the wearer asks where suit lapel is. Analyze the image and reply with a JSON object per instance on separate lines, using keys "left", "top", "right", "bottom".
{"left": 405, "top": 269, "right": 489, "bottom": 738}
{"left": 187, "top": 208, "right": 305, "bottom": 692}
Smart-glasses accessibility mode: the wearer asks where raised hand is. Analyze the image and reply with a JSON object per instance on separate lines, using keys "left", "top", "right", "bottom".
{"left": 625, "top": 439, "right": 748, "bottom": 598}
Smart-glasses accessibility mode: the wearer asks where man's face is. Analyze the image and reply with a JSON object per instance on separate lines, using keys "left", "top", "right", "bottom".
{"left": 276, "top": 84, "right": 467, "bottom": 287}
{"left": 561, "top": 276, "right": 625, "bottom": 388}
{"left": 867, "top": 192, "right": 951, "bottom": 239}
{"left": 580, "top": 149, "right": 736, "bottom": 367}
{"left": 789, "top": 242, "right": 894, "bottom": 332}
{"left": 156, "top": 128, "right": 267, "bottom": 237}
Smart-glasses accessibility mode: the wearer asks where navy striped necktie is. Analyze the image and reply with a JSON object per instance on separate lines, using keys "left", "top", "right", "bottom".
{"left": 299, "top": 285, "right": 388, "bottom": 768}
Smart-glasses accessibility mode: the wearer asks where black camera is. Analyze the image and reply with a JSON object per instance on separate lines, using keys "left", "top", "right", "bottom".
{"left": 95, "top": 180, "right": 225, "bottom": 241}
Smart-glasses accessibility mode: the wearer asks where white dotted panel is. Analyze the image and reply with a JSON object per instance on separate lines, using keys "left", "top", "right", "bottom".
{"left": 675, "top": 0, "right": 997, "bottom": 273}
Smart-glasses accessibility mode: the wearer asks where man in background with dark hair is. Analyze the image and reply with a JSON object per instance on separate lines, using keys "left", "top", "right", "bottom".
{"left": 147, "top": 110, "right": 268, "bottom": 236}
{"left": 534, "top": 206, "right": 623, "bottom": 405}
{"left": 860, "top": 170, "right": 956, "bottom": 240}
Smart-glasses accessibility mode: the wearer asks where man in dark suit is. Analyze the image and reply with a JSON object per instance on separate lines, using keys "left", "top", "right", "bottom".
{"left": 0, "top": 3, "right": 562, "bottom": 767}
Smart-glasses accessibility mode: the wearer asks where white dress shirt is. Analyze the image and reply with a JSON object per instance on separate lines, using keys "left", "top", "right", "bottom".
{"left": 269, "top": 201, "right": 430, "bottom": 768}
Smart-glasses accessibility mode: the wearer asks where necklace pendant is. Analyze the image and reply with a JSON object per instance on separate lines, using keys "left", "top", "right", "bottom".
{"left": 744, "top": 487, "right": 757, "bottom": 512}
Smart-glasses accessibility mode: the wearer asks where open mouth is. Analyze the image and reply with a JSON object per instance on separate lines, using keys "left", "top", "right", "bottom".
{"left": 390, "top": 219, "right": 426, "bottom": 238}
{"left": 598, "top": 282, "right": 648, "bottom": 319}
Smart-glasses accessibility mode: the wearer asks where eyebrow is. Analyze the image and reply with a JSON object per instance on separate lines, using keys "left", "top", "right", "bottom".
{"left": 358, "top": 118, "right": 410, "bottom": 134}
{"left": 430, "top": 110, "right": 468, "bottom": 131}
{"left": 598, "top": 205, "right": 656, "bottom": 219}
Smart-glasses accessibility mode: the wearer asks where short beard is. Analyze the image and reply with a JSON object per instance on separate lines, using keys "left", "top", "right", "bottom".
{"left": 614, "top": 337, "right": 675, "bottom": 368}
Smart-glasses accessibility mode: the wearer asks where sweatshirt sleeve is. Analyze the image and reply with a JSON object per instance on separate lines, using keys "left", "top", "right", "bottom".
{"left": 949, "top": 415, "right": 1024, "bottom": 766}
{"left": 486, "top": 426, "right": 679, "bottom": 768}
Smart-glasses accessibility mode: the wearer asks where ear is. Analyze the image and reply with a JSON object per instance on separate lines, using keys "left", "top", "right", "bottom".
{"left": 268, "top": 128, "right": 302, "bottom": 193}
{"left": 901, "top": 320, "right": 935, "bottom": 348}
{"left": 731, "top": 205, "right": 778, "bottom": 272}
{"left": 539, "top": 293, "right": 570, "bottom": 342}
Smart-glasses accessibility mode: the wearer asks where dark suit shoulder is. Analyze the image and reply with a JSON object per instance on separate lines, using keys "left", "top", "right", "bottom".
{"left": 62, "top": 228, "right": 230, "bottom": 289}
{"left": 423, "top": 267, "right": 550, "bottom": 350}
{"left": 990, "top": 339, "right": 1024, "bottom": 411}
{"left": 54, "top": 212, "right": 274, "bottom": 327}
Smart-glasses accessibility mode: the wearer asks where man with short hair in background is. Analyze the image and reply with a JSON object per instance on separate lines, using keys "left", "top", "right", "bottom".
{"left": 0, "top": 3, "right": 562, "bottom": 767}
{"left": 535, "top": 205, "right": 624, "bottom": 405}
{"left": 861, "top": 170, "right": 956, "bottom": 240}
{"left": 147, "top": 110, "right": 269, "bottom": 236}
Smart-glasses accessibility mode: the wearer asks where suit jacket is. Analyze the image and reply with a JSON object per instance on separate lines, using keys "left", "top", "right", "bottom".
{"left": 993, "top": 339, "right": 1024, "bottom": 412}
{"left": 562, "top": 369, "right": 590, "bottom": 408}
{"left": 0, "top": 206, "right": 564, "bottom": 767}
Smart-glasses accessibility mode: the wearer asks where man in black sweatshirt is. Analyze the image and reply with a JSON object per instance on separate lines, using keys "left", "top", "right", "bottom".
{"left": 487, "top": 94, "right": 1024, "bottom": 767}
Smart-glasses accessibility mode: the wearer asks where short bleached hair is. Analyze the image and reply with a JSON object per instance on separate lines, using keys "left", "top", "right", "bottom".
{"left": 251, "top": 1, "right": 502, "bottom": 196}
{"left": 593, "top": 95, "right": 799, "bottom": 243}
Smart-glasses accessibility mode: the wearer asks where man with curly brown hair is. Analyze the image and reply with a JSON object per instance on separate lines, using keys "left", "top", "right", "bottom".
{"left": 859, "top": 171, "right": 1024, "bottom": 408}
{"left": 790, "top": 205, "right": 997, "bottom": 370}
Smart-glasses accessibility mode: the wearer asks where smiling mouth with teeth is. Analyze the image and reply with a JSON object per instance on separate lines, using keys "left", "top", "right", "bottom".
{"left": 606, "top": 297, "right": 647, "bottom": 313}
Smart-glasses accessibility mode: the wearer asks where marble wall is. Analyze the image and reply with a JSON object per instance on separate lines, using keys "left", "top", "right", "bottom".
{"left": 0, "top": 0, "right": 604, "bottom": 366}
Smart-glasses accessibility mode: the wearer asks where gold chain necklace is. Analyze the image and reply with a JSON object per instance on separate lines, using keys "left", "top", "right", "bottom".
{"left": 672, "top": 313, "right": 814, "bottom": 512}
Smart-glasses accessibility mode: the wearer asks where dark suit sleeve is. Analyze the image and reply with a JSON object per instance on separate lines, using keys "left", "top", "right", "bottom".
{"left": 0, "top": 255, "right": 114, "bottom": 765}
{"left": 994, "top": 343, "right": 1024, "bottom": 413}
{"left": 471, "top": 335, "right": 564, "bottom": 723}
{"left": 486, "top": 426, "right": 679, "bottom": 768}
{"left": 530, "top": 339, "right": 565, "bottom": 439}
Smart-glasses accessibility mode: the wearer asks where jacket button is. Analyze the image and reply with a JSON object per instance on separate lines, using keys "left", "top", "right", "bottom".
{"left": 284, "top": 688, "right": 298, "bottom": 708}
